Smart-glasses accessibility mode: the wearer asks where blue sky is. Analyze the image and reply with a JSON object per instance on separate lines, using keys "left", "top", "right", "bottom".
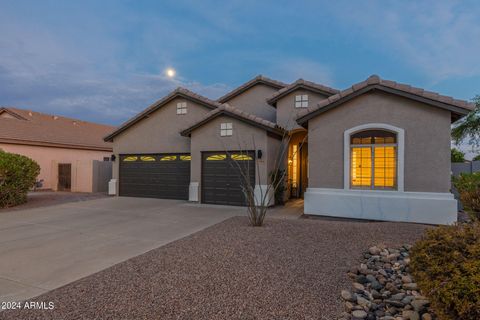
{"left": 0, "top": 0, "right": 479, "bottom": 127}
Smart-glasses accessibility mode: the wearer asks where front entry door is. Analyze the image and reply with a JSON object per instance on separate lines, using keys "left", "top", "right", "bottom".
{"left": 58, "top": 163, "right": 72, "bottom": 191}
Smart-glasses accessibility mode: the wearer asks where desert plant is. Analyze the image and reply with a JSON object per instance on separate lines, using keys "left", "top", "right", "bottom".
{"left": 270, "top": 169, "right": 286, "bottom": 205}
{"left": 410, "top": 222, "right": 480, "bottom": 320}
{"left": 451, "top": 148, "right": 465, "bottom": 163}
{"left": 0, "top": 150, "right": 40, "bottom": 208}
{"left": 453, "top": 172, "right": 480, "bottom": 220}
{"left": 452, "top": 95, "right": 480, "bottom": 147}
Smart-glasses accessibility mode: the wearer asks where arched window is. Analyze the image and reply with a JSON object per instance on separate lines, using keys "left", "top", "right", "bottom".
{"left": 350, "top": 129, "right": 397, "bottom": 190}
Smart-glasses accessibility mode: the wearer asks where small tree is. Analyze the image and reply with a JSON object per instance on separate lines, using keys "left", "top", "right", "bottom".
{"left": 229, "top": 130, "right": 306, "bottom": 227}
{"left": 451, "top": 148, "right": 465, "bottom": 163}
{"left": 473, "top": 154, "right": 480, "bottom": 161}
{"left": 452, "top": 95, "right": 480, "bottom": 147}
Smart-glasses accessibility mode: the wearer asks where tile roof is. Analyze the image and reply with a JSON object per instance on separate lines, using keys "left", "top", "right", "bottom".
{"left": 267, "top": 78, "right": 339, "bottom": 105}
{"left": 297, "top": 75, "right": 475, "bottom": 125}
{"left": 104, "top": 87, "right": 222, "bottom": 142}
{"left": 0, "top": 107, "right": 114, "bottom": 151}
{"left": 180, "top": 104, "right": 286, "bottom": 137}
{"left": 217, "top": 75, "right": 288, "bottom": 103}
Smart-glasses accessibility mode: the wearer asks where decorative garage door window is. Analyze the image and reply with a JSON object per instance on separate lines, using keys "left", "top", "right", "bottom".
{"left": 206, "top": 154, "right": 227, "bottom": 161}
{"left": 160, "top": 155, "right": 177, "bottom": 161}
{"left": 350, "top": 130, "right": 397, "bottom": 190}
{"left": 231, "top": 154, "right": 253, "bottom": 161}
{"left": 123, "top": 156, "right": 138, "bottom": 162}
{"left": 140, "top": 156, "right": 156, "bottom": 161}
{"left": 180, "top": 155, "right": 191, "bottom": 161}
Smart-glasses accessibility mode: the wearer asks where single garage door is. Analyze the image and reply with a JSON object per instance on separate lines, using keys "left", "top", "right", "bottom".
{"left": 119, "top": 153, "right": 190, "bottom": 199}
{"left": 202, "top": 151, "right": 255, "bottom": 206}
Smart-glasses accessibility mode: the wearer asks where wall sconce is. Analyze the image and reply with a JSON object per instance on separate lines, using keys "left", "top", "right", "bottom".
{"left": 111, "top": 154, "right": 116, "bottom": 162}
{"left": 257, "top": 150, "right": 262, "bottom": 159}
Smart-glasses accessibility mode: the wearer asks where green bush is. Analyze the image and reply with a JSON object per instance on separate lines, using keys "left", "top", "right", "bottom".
{"left": 0, "top": 150, "right": 40, "bottom": 208}
{"left": 473, "top": 154, "right": 480, "bottom": 161}
{"left": 451, "top": 148, "right": 465, "bottom": 163}
{"left": 453, "top": 172, "right": 480, "bottom": 220}
{"left": 410, "top": 222, "right": 480, "bottom": 320}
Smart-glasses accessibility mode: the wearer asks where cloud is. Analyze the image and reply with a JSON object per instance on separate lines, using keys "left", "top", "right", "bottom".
{"left": 265, "top": 59, "right": 334, "bottom": 86}
{"left": 327, "top": 1, "right": 480, "bottom": 81}
{"left": 0, "top": 4, "right": 231, "bottom": 125}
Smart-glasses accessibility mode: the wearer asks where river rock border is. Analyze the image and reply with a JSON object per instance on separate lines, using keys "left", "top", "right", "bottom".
{"left": 338, "top": 245, "right": 435, "bottom": 320}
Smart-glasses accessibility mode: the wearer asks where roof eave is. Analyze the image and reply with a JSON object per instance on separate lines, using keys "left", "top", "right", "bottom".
{"left": 180, "top": 110, "right": 285, "bottom": 138}
{"left": 104, "top": 91, "right": 219, "bottom": 142}
{"left": 267, "top": 84, "right": 338, "bottom": 106}
{"left": 218, "top": 78, "right": 286, "bottom": 103}
{"left": 296, "top": 85, "right": 472, "bottom": 125}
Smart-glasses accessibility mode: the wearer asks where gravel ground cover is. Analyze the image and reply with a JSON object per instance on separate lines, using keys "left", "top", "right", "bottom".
{"left": 1, "top": 216, "right": 429, "bottom": 320}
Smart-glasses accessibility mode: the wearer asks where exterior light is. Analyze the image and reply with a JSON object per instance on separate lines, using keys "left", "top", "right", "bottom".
{"left": 257, "top": 150, "right": 262, "bottom": 159}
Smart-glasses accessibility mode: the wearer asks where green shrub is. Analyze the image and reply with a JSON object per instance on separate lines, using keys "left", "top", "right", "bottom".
{"left": 473, "top": 154, "right": 480, "bottom": 161}
{"left": 451, "top": 148, "right": 465, "bottom": 163}
{"left": 453, "top": 172, "right": 480, "bottom": 220}
{"left": 0, "top": 150, "right": 40, "bottom": 208}
{"left": 410, "top": 222, "right": 480, "bottom": 320}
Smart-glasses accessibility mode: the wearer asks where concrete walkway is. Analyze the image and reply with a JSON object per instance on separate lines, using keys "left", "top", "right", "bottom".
{"left": 0, "top": 197, "right": 244, "bottom": 303}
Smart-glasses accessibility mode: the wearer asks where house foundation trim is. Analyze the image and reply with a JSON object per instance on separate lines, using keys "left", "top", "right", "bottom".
{"left": 304, "top": 188, "right": 457, "bottom": 225}
{"left": 189, "top": 182, "right": 199, "bottom": 202}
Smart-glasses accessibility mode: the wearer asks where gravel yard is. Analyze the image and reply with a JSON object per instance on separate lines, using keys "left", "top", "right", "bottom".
{"left": 1, "top": 216, "right": 430, "bottom": 320}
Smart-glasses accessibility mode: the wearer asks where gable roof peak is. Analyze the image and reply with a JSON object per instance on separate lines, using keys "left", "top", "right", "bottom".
{"left": 296, "top": 75, "right": 475, "bottom": 125}
{"left": 217, "top": 75, "right": 287, "bottom": 103}
{"left": 366, "top": 74, "right": 381, "bottom": 84}
{"left": 267, "top": 78, "right": 339, "bottom": 105}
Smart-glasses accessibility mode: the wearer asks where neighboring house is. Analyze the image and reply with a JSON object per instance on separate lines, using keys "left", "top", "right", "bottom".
{"left": 104, "top": 75, "right": 474, "bottom": 224}
{"left": 0, "top": 107, "right": 114, "bottom": 192}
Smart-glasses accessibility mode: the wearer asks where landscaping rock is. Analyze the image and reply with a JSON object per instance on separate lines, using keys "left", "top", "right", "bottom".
{"left": 339, "top": 245, "right": 437, "bottom": 319}
{"left": 352, "top": 309, "right": 367, "bottom": 319}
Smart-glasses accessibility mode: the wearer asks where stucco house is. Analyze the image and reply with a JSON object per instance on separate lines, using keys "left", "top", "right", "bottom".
{"left": 104, "top": 75, "right": 474, "bottom": 224}
{"left": 0, "top": 107, "right": 114, "bottom": 192}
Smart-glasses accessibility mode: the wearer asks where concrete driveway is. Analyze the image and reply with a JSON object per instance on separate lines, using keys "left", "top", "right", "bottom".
{"left": 0, "top": 197, "right": 243, "bottom": 303}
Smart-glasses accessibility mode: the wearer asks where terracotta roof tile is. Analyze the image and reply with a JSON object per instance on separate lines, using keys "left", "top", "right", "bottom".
{"left": 180, "top": 104, "right": 286, "bottom": 137}
{"left": 297, "top": 75, "right": 475, "bottom": 124}
{"left": 104, "top": 87, "right": 221, "bottom": 141}
{"left": 267, "top": 78, "right": 339, "bottom": 105}
{"left": 217, "top": 75, "right": 287, "bottom": 103}
{"left": 0, "top": 107, "right": 114, "bottom": 150}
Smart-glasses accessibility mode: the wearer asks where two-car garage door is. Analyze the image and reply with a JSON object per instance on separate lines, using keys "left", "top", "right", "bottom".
{"left": 119, "top": 153, "right": 190, "bottom": 200}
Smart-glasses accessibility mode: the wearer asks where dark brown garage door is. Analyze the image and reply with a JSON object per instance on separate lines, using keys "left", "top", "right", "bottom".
{"left": 201, "top": 151, "right": 255, "bottom": 206}
{"left": 119, "top": 153, "right": 190, "bottom": 199}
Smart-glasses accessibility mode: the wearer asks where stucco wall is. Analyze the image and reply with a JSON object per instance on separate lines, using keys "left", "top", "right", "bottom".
{"left": 111, "top": 97, "right": 212, "bottom": 179}
{"left": 276, "top": 90, "right": 329, "bottom": 130}
{"left": 0, "top": 143, "right": 110, "bottom": 192}
{"left": 307, "top": 91, "right": 452, "bottom": 193}
{"left": 223, "top": 84, "right": 278, "bottom": 122}
{"left": 190, "top": 116, "right": 271, "bottom": 200}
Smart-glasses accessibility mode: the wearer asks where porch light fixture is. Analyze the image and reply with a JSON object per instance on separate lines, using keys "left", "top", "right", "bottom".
{"left": 257, "top": 150, "right": 262, "bottom": 159}
{"left": 110, "top": 154, "right": 116, "bottom": 162}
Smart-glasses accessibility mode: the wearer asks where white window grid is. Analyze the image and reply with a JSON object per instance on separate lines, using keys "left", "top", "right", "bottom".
{"left": 295, "top": 95, "right": 308, "bottom": 108}
{"left": 176, "top": 102, "right": 187, "bottom": 115}
{"left": 220, "top": 122, "right": 233, "bottom": 136}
